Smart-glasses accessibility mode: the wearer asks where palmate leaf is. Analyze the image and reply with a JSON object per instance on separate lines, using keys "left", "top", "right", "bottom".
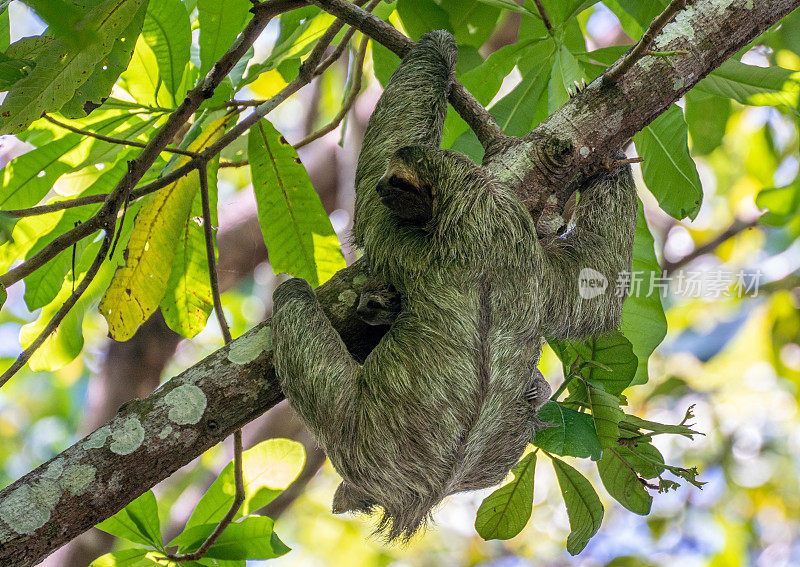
{"left": 634, "top": 104, "right": 703, "bottom": 220}
{"left": 248, "top": 118, "right": 345, "bottom": 287}
{"left": 181, "top": 438, "right": 306, "bottom": 533}
{"left": 551, "top": 456, "right": 604, "bottom": 555}
{"left": 170, "top": 516, "right": 290, "bottom": 560}
{"left": 0, "top": 0, "right": 148, "bottom": 134}
{"left": 475, "top": 451, "right": 536, "bottom": 540}
{"left": 99, "top": 115, "right": 231, "bottom": 341}
{"left": 620, "top": 203, "right": 667, "bottom": 386}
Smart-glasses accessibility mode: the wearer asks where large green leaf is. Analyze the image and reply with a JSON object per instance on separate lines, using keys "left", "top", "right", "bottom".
{"left": 634, "top": 104, "right": 703, "bottom": 220}
{"left": 684, "top": 90, "right": 731, "bottom": 156}
{"left": 441, "top": 0, "right": 500, "bottom": 48}
{"left": 141, "top": 0, "right": 191, "bottom": 105}
{"left": 170, "top": 516, "right": 290, "bottom": 560}
{"left": 99, "top": 115, "right": 230, "bottom": 340}
{"left": 548, "top": 43, "right": 582, "bottom": 115}
{"left": 587, "top": 385, "right": 624, "bottom": 449}
{"left": 0, "top": 0, "right": 147, "bottom": 134}
{"left": 397, "top": 0, "right": 450, "bottom": 40}
{"left": 620, "top": 203, "right": 667, "bottom": 386}
{"left": 597, "top": 449, "right": 652, "bottom": 515}
{"left": 160, "top": 158, "right": 221, "bottom": 338}
{"left": 533, "top": 401, "right": 602, "bottom": 460}
{"left": 181, "top": 438, "right": 306, "bottom": 533}
{"left": 550, "top": 332, "right": 638, "bottom": 396}
{"left": 95, "top": 490, "right": 162, "bottom": 547}
{"left": 695, "top": 60, "right": 800, "bottom": 108}
{"left": 248, "top": 118, "right": 346, "bottom": 287}
{"left": 197, "top": 0, "right": 252, "bottom": 77}
{"left": 475, "top": 452, "right": 536, "bottom": 540}
{"left": 60, "top": 0, "right": 148, "bottom": 118}
{"left": 551, "top": 456, "right": 604, "bottom": 555}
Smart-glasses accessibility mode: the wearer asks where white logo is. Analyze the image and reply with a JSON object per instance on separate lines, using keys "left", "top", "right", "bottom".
{"left": 578, "top": 268, "right": 608, "bottom": 299}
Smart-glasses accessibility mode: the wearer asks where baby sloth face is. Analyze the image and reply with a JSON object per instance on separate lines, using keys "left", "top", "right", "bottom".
{"left": 375, "top": 146, "right": 435, "bottom": 226}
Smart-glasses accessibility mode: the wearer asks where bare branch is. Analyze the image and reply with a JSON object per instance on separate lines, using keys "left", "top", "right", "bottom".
{"left": 662, "top": 216, "right": 762, "bottom": 273}
{"left": 532, "top": 0, "right": 552, "bottom": 31}
{"left": 295, "top": 35, "right": 368, "bottom": 149}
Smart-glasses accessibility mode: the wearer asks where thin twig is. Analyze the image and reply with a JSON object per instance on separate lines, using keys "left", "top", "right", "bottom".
{"left": 604, "top": 0, "right": 688, "bottom": 83}
{"left": 602, "top": 156, "right": 643, "bottom": 169}
{"left": 532, "top": 0, "right": 552, "bottom": 31}
{"left": 314, "top": 0, "right": 381, "bottom": 76}
{"left": 43, "top": 114, "right": 201, "bottom": 158}
{"left": 0, "top": 230, "right": 112, "bottom": 388}
{"left": 164, "top": 161, "right": 240, "bottom": 562}
{"left": 661, "top": 216, "right": 762, "bottom": 273}
{"left": 295, "top": 34, "right": 368, "bottom": 149}
{"left": 219, "top": 159, "right": 250, "bottom": 168}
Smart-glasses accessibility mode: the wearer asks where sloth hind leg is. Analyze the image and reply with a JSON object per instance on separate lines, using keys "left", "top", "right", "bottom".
{"left": 272, "top": 278, "right": 362, "bottom": 434}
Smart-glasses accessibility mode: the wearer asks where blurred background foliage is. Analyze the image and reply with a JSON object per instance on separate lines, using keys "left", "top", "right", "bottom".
{"left": 1, "top": 0, "right": 800, "bottom": 565}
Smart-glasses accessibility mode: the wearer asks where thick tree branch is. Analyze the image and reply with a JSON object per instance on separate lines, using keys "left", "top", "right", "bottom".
{"left": 2, "top": 0, "right": 800, "bottom": 563}
{"left": 0, "top": 262, "right": 385, "bottom": 567}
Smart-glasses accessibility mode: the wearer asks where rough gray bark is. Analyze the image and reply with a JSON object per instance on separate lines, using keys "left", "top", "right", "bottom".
{"left": 1, "top": 0, "right": 799, "bottom": 564}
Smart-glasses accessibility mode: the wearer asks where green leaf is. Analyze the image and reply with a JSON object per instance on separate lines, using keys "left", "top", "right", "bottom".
{"left": 684, "top": 90, "right": 731, "bottom": 156}
{"left": 60, "top": 0, "right": 148, "bottom": 118}
{"left": 587, "top": 385, "right": 624, "bottom": 449}
{"left": 0, "top": 4, "right": 9, "bottom": 51}
{"left": 634, "top": 105, "right": 702, "bottom": 220}
{"left": 621, "top": 203, "right": 667, "bottom": 386}
{"left": 534, "top": 0, "right": 595, "bottom": 26}
{"left": 198, "top": 0, "right": 252, "bottom": 77}
{"left": 475, "top": 452, "right": 537, "bottom": 540}
{"left": 756, "top": 180, "right": 800, "bottom": 226}
{"left": 548, "top": 44, "right": 582, "bottom": 115}
{"left": 141, "top": 0, "right": 191, "bottom": 105}
{"left": 551, "top": 456, "right": 604, "bottom": 555}
{"left": 182, "top": 438, "right": 306, "bottom": 533}
{"left": 99, "top": 115, "right": 231, "bottom": 341}
{"left": 95, "top": 490, "right": 162, "bottom": 547}
{"left": 533, "top": 401, "right": 602, "bottom": 460}
{"left": 550, "top": 332, "right": 637, "bottom": 396}
{"left": 442, "top": 0, "right": 500, "bottom": 48}
{"left": 621, "top": 414, "right": 700, "bottom": 439}
{"left": 474, "top": 0, "right": 537, "bottom": 17}
{"left": 490, "top": 56, "right": 551, "bottom": 136}
{"left": 0, "top": 0, "right": 147, "bottom": 134}
{"left": 248, "top": 118, "right": 346, "bottom": 287}
{"left": 614, "top": 442, "right": 665, "bottom": 479}
{"left": 90, "top": 548, "right": 164, "bottom": 566}
{"left": 695, "top": 60, "right": 800, "bottom": 107}
{"left": 397, "top": 0, "right": 450, "bottom": 40}
{"left": 597, "top": 449, "right": 652, "bottom": 515}
{"left": 160, "top": 158, "right": 220, "bottom": 338}
{"left": 0, "top": 281, "right": 6, "bottom": 309}
{"left": 171, "top": 517, "right": 290, "bottom": 560}
{"left": 0, "top": 135, "right": 76, "bottom": 210}
{"left": 610, "top": 0, "right": 668, "bottom": 30}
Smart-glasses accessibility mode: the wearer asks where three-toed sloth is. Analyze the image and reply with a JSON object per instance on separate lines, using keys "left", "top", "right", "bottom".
{"left": 272, "top": 30, "right": 637, "bottom": 541}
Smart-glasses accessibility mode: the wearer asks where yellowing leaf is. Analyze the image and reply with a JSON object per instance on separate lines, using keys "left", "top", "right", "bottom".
{"left": 248, "top": 118, "right": 345, "bottom": 287}
{"left": 99, "top": 115, "right": 231, "bottom": 340}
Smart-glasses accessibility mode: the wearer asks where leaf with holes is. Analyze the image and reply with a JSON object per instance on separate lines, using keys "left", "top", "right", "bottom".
{"left": 248, "top": 118, "right": 345, "bottom": 287}
{"left": 99, "top": 115, "right": 231, "bottom": 341}
{"left": 0, "top": 0, "right": 147, "bottom": 134}
{"left": 475, "top": 452, "right": 536, "bottom": 540}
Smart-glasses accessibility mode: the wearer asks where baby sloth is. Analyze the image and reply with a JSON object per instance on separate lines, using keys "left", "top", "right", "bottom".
{"left": 272, "top": 31, "right": 637, "bottom": 541}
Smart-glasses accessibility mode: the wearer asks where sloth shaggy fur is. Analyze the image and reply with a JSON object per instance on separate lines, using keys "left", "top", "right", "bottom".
{"left": 271, "top": 30, "right": 638, "bottom": 541}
